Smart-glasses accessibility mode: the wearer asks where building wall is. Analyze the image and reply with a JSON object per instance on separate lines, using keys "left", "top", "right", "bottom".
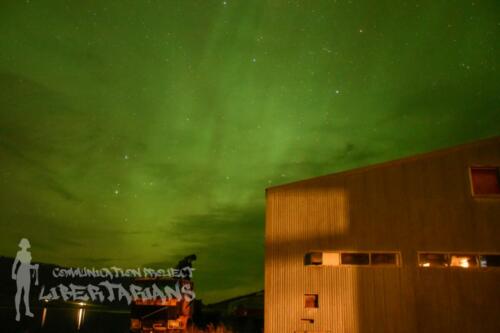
{"left": 264, "top": 137, "right": 500, "bottom": 333}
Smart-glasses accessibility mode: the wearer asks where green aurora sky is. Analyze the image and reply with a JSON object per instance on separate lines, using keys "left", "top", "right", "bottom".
{"left": 0, "top": 1, "right": 499, "bottom": 302}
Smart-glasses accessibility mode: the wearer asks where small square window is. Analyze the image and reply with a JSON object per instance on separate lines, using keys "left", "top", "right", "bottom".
{"left": 371, "top": 253, "right": 399, "bottom": 266}
{"left": 419, "top": 253, "right": 448, "bottom": 267}
{"left": 449, "top": 254, "right": 478, "bottom": 268}
{"left": 341, "top": 253, "right": 370, "bottom": 265}
{"left": 479, "top": 254, "right": 500, "bottom": 268}
{"left": 304, "top": 252, "right": 322, "bottom": 266}
{"left": 470, "top": 167, "right": 500, "bottom": 195}
{"left": 304, "top": 294, "right": 318, "bottom": 308}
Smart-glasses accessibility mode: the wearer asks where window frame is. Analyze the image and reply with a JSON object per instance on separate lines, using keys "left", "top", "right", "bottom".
{"left": 305, "top": 250, "right": 401, "bottom": 267}
{"left": 479, "top": 254, "right": 500, "bottom": 268}
{"left": 304, "top": 294, "right": 319, "bottom": 308}
{"left": 340, "top": 252, "right": 371, "bottom": 266}
{"left": 304, "top": 252, "right": 323, "bottom": 266}
{"left": 418, "top": 252, "right": 450, "bottom": 268}
{"left": 418, "top": 251, "right": 500, "bottom": 270}
{"left": 469, "top": 166, "right": 500, "bottom": 198}
{"left": 370, "top": 251, "right": 401, "bottom": 267}
{"left": 449, "top": 253, "right": 479, "bottom": 268}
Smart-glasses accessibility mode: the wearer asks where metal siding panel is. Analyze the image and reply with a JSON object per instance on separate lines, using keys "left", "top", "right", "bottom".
{"left": 265, "top": 137, "right": 500, "bottom": 333}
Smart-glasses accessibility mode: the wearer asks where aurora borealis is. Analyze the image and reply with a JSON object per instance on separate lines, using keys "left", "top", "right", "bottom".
{"left": 0, "top": 1, "right": 499, "bottom": 302}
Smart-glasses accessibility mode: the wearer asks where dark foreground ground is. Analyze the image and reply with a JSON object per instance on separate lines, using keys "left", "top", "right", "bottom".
{"left": 0, "top": 258, "right": 263, "bottom": 333}
{"left": 0, "top": 306, "right": 263, "bottom": 333}
{"left": 0, "top": 306, "right": 129, "bottom": 333}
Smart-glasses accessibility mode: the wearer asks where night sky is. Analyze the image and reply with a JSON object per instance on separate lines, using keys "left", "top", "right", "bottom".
{"left": 1, "top": 1, "right": 499, "bottom": 302}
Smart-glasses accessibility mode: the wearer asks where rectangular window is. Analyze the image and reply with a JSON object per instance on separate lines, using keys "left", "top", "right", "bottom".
{"left": 304, "top": 252, "right": 322, "bottom": 266}
{"left": 449, "top": 254, "right": 478, "bottom": 268}
{"left": 322, "top": 252, "right": 340, "bottom": 266}
{"left": 305, "top": 251, "right": 401, "bottom": 267}
{"left": 341, "top": 252, "right": 370, "bottom": 265}
{"left": 479, "top": 254, "right": 500, "bottom": 268}
{"left": 418, "top": 253, "right": 448, "bottom": 267}
{"left": 304, "top": 294, "right": 318, "bottom": 308}
{"left": 470, "top": 167, "right": 500, "bottom": 195}
{"left": 371, "top": 252, "right": 399, "bottom": 266}
{"left": 419, "top": 252, "right": 500, "bottom": 269}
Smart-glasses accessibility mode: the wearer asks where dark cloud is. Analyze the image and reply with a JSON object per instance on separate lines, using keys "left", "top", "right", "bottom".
{"left": 140, "top": 206, "right": 264, "bottom": 298}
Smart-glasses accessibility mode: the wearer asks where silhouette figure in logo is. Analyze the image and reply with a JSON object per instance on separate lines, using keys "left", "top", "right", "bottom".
{"left": 11, "top": 238, "right": 39, "bottom": 322}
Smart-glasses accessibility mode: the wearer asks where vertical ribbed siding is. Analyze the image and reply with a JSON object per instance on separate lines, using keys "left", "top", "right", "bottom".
{"left": 265, "top": 185, "right": 358, "bottom": 333}
{"left": 265, "top": 137, "right": 500, "bottom": 333}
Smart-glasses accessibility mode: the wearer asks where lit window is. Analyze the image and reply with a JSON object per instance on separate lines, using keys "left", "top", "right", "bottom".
{"left": 304, "top": 252, "right": 322, "bottom": 266}
{"left": 470, "top": 167, "right": 500, "bottom": 195}
{"left": 322, "top": 252, "right": 340, "bottom": 266}
{"left": 371, "top": 253, "right": 399, "bottom": 266}
{"left": 341, "top": 253, "right": 370, "bottom": 265}
{"left": 419, "top": 253, "right": 448, "bottom": 267}
{"left": 305, "top": 251, "right": 401, "bottom": 267}
{"left": 479, "top": 254, "right": 500, "bottom": 268}
{"left": 304, "top": 294, "right": 318, "bottom": 308}
{"left": 449, "top": 254, "right": 478, "bottom": 268}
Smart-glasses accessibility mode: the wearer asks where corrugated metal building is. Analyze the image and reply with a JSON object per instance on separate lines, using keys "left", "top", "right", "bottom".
{"left": 265, "top": 136, "right": 500, "bottom": 333}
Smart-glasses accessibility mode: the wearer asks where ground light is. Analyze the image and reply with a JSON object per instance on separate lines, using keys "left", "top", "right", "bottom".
{"left": 41, "top": 299, "right": 49, "bottom": 327}
{"left": 77, "top": 302, "right": 86, "bottom": 330}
